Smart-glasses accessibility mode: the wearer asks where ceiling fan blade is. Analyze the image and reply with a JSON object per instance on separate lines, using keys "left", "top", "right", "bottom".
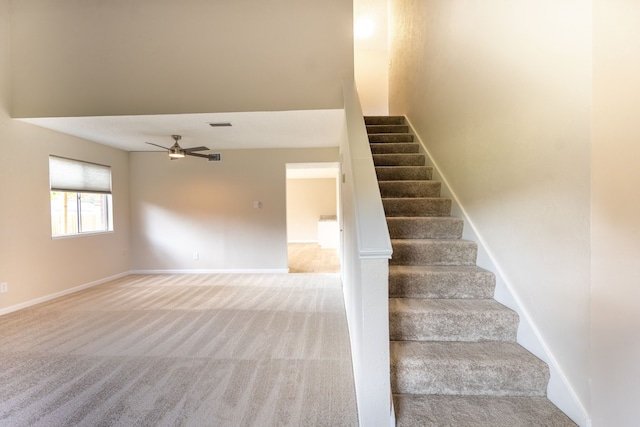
{"left": 186, "top": 152, "right": 221, "bottom": 161}
{"left": 183, "top": 146, "right": 210, "bottom": 152}
{"left": 185, "top": 152, "right": 210, "bottom": 158}
{"left": 145, "top": 142, "right": 170, "bottom": 150}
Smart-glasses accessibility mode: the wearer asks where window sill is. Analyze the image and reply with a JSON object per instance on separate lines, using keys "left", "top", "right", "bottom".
{"left": 52, "top": 230, "right": 114, "bottom": 240}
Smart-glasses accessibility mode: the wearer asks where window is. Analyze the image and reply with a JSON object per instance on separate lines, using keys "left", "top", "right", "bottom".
{"left": 49, "top": 156, "right": 113, "bottom": 237}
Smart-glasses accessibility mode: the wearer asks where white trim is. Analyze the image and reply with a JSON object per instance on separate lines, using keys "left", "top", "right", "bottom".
{"left": 405, "top": 117, "right": 590, "bottom": 427}
{"left": 130, "top": 269, "right": 290, "bottom": 275}
{"left": 0, "top": 271, "right": 129, "bottom": 316}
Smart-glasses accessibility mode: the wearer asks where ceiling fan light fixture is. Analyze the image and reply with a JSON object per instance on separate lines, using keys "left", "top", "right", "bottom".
{"left": 168, "top": 137, "right": 185, "bottom": 158}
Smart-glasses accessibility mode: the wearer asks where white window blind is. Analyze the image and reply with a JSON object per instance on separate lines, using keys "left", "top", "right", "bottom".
{"left": 49, "top": 156, "right": 112, "bottom": 194}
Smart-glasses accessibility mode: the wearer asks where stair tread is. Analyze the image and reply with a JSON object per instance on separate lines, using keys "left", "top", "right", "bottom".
{"left": 393, "top": 395, "right": 577, "bottom": 427}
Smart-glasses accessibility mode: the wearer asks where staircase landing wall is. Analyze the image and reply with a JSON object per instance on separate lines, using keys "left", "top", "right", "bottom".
{"left": 388, "top": 1, "right": 591, "bottom": 425}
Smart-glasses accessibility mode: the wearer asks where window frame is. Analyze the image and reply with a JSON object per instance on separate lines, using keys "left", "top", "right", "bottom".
{"left": 49, "top": 156, "right": 114, "bottom": 238}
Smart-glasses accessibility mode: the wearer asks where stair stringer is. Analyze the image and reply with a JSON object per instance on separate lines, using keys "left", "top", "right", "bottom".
{"left": 403, "top": 116, "right": 590, "bottom": 427}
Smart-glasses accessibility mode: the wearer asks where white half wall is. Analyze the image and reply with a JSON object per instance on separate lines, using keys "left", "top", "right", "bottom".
{"left": 129, "top": 148, "right": 338, "bottom": 272}
{"left": 389, "top": 0, "right": 591, "bottom": 423}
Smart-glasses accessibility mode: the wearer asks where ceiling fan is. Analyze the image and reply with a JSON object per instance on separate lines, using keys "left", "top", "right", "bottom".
{"left": 145, "top": 135, "right": 221, "bottom": 161}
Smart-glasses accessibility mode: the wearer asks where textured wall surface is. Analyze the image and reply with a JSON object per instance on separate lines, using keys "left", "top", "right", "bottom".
{"left": 591, "top": 1, "right": 640, "bottom": 425}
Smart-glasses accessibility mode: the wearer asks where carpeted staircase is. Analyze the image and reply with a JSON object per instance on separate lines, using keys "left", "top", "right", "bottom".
{"left": 366, "top": 116, "right": 576, "bottom": 426}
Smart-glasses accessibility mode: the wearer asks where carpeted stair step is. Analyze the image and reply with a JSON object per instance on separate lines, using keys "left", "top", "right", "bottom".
{"left": 368, "top": 133, "right": 414, "bottom": 143}
{"left": 390, "top": 239, "right": 478, "bottom": 266}
{"left": 369, "top": 142, "right": 419, "bottom": 154}
{"left": 393, "top": 395, "right": 577, "bottom": 427}
{"left": 390, "top": 341, "right": 550, "bottom": 396}
{"left": 389, "top": 298, "right": 518, "bottom": 341}
{"left": 379, "top": 181, "right": 441, "bottom": 198}
{"left": 365, "top": 116, "right": 406, "bottom": 125}
{"left": 373, "top": 153, "right": 425, "bottom": 167}
{"left": 367, "top": 124, "right": 410, "bottom": 134}
{"left": 383, "top": 197, "right": 451, "bottom": 217}
{"left": 376, "top": 166, "right": 432, "bottom": 181}
{"left": 389, "top": 265, "right": 495, "bottom": 299}
{"left": 387, "top": 217, "right": 463, "bottom": 239}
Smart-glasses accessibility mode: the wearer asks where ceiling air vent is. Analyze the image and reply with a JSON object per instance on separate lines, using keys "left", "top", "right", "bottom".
{"left": 208, "top": 153, "right": 222, "bottom": 162}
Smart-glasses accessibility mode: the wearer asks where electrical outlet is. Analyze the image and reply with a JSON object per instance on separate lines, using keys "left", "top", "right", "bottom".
{"left": 0, "top": 282, "right": 7, "bottom": 294}
{"left": 193, "top": 252, "right": 199, "bottom": 260}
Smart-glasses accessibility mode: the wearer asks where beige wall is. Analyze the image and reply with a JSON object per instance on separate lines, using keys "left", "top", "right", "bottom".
{"left": 389, "top": 0, "right": 591, "bottom": 422}
{"left": 10, "top": 0, "right": 353, "bottom": 118}
{"left": 129, "top": 148, "right": 338, "bottom": 272}
{"left": 286, "top": 178, "right": 337, "bottom": 242}
{"left": 354, "top": 0, "right": 389, "bottom": 116}
{"left": 591, "top": 1, "right": 640, "bottom": 425}
{"left": 0, "top": 0, "right": 131, "bottom": 313}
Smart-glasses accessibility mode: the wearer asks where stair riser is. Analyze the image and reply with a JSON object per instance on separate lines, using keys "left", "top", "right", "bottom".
{"left": 369, "top": 143, "right": 419, "bottom": 154}
{"left": 368, "top": 134, "right": 414, "bottom": 143}
{"left": 383, "top": 198, "right": 452, "bottom": 217}
{"left": 365, "top": 116, "right": 405, "bottom": 125}
{"left": 391, "top": 363, "right": 548, "bottom": 396}
{"left": 367, "top": 124, "right": 410, "bottom": 134}
{"left": 373, "top": 154, "right": 425, "bottom": 167}
{"left": 389, "top": 310, "right": 518, "bottom": 342}
{"left": 390, "top": 241, "right": 477, "bottom": 266}
{"left": 379, "top": 181, "right": 441, "bottom": 198}
{"left": 376, "top": 166, "right": 432, "bottom": 181}
{"left": 389, "top": 269, "right": 495, "bottom": 299}
{"left": 387, "top": 217, "right": 462, "bottom": 239}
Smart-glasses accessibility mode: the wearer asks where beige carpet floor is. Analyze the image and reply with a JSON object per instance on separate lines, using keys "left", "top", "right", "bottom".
{"left": 0, "top": 273, "right": 358, "bottom": 427}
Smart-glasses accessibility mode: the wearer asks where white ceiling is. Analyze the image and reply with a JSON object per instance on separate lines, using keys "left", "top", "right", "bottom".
{"left": 19, "top": 109, "right": 345, "bottom": 153}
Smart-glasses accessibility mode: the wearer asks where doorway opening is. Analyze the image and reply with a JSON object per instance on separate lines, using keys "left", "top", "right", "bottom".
{"left": 285, "top": 162, "right": 341, "bottom": 273}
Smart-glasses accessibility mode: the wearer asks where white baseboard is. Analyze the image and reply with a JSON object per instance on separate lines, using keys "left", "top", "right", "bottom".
{"left": 0, "top": 271, "right": 130, "bottom": 316}
{"left": 130, "top": 269, "right": 290, "bottom": 274}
